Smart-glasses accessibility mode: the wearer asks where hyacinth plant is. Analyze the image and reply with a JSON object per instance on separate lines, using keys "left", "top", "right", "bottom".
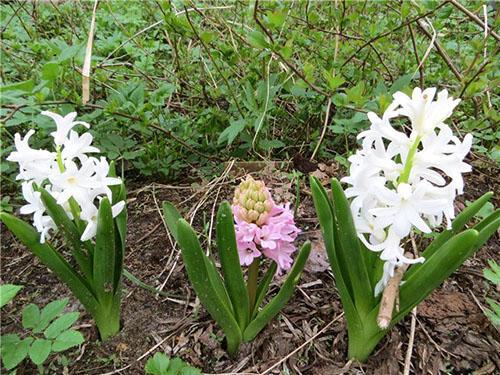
{"left": 311, "top": 87, "right": 499, "bottom": 361}
{"left": 163, "top": 176, "right": 310, "bottom": 355}
{"left": 1, "top": 112, "right": 127, "bottom": 341}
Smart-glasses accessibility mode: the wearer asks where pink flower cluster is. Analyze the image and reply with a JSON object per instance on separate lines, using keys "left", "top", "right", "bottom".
{"left": 233, "top": 201, "right": 301, "bottom": 272}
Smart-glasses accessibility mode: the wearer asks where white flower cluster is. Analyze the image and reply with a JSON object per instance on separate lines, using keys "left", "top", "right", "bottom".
{"left": 7, "top": 112, "right": 125, "bottom": 243}
{"left": 342, "top": 87, "right": 473, "bottom": 295}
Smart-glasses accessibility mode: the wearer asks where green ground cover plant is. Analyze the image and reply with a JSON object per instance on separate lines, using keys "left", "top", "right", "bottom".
{"left": 1, "top": 1, "right": 498, "bottom": 191}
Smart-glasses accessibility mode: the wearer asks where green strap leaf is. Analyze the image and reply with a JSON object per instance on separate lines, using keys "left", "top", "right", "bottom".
{"left": 0, "top": 213, "right": 99, "bottom": 317}
{"left": 252, "top": 262, "right": 277, "bottom": 319}
{"left": 176, "top": 219, "right": 242, "bottom": 355}
{"left": 113, "top": 199, "right": 127, "bottom": 293}
{"left": 162, "top": 202, "right": 234, "bottom": 315}
{"left": 38, "top": 188, "right": 92, "bottom": 281}
{"left": 243, "top": 242, "right": 311, "bottom": 342}
{"left": 216, "top": 202, "right": 250, "bottom": 330}
{"left": 395, "top": 229, "right": 479, "bottom": 322}
{"left": 93, "top": 198, "right": 116, "bottom": 304}
{"left": 470, "top": 215, "right": 500, "bottom": 257}
{"left": 362, "top": 242, "right": 384, "bottom": 291}
{"left": 310, "top": 177, "right": 359, "bottom": 324}
{"left": 330, "top": 178, "right": 374, "bottom": 315}
{"left": 452, "top": 191, "right": 493, "bottom": 232}
{"left": 162, "top": 201, "right": 183, "bottom": 243}
{"left": 203, "top": 256, "right": 235, "bottom": 315}
{"left": 406, "top": 195, "right": 496, "bottom": 280}
{"left": 474, "top": 209, "right": 499, "bottom": 232}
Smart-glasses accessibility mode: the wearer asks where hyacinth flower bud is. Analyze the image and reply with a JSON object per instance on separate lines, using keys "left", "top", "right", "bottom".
{"left": 233, "top": 176, "right": 273, "bottom": 226}
{"left": 232, "top": 176, "right": 301, "bottom": 272}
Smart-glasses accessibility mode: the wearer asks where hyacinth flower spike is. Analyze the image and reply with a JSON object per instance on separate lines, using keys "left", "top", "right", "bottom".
{"left": 311, "top": 87, "right": 499, "bottom": 361}
{"left": 1, "top": 111, "right": 127, "bottom": 340}
{"left": 163, "top": 176, "right": 310, "bottom": 355}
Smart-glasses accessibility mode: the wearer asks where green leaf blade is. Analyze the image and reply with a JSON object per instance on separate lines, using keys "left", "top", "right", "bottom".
{"left": 93, "top": 198, "right": 116, "bottom": 302}
{"left": 22, "top": 304, "right": 41, "bottom": 329}
{"left": 29, "top": 338, "right": 52, "bottom": 365}
{"left": 176, "top": 219, "right": 242, "bottom": 355}
{"left": 309, "top": 177, "right": 359, "bottom": 320}
{"left": 0, "top": 284, "right": 23, "bottom": 308}
{"left": 34, "top": 298, "right": 69, "bottom": 333}
{"left": 252, "top": 262, "right": 277, "bottom": 319}
{"left": 397, "top": 229, "right": 479, "bottom": 322}
{"left": 162, "top": 201, "right": 183, "bottom": 244}
{"left": 330, "top": 178, "right": 374, "bottom": 314}
{"left": 38, "top": 188, "right": 92, "bottom": 280}
{"left": 44, "top": 311, "right": 80, "bottom": 339}
{"left": 52, "top": 330, "right": 84, "bottom": 352}
{"left": 0, "top": 213, "right": 99, "bottom": 317}
{"left": 243, "top": 242, "right": 311, "bottom": 342}
{"left": 216, "top": 202, "right": 250, "bottom": 330}
{"left": 1, "top": 336, "right": 32, "bottom": 370}
{"left": 452, "top": 192, "right": 493, "bottom": 232}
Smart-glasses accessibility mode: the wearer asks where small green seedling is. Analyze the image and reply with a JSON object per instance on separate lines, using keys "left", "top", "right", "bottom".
{"left": 0, "top": 297, "right": 84, "bottom": 371}
{"left": 483, "top": 259, "right": 500, "bottom": 326}
{"left": 0, "top": 284, "right": 23, "bottom": 308}
{"left": 145, "top": 352, "right": 201, "bottom": 375}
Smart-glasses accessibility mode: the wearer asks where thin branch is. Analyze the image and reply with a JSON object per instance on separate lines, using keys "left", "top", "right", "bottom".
{"left": 448, "top": 0, "right": 500, "bottom": 42}
{"left": 416, "top": 19, "right": 463, "bottom": 82}
{"left": 458, "top": 55, "right": 495, "bottom": 98}
{"left": 184, "top": 6, "right": 244, "bottom": 117}
{"left": 1, "top": 101, "right": 222, "bottom": 162}
{"left": 408, "top": 24, "right": 424, "bottom": 88}
{"left": 340, "top": 1, "right": 449, "bottom": 69}
{"left": 253, "top": 0, "right": 327, "bottom": 96}
{"left": 98, "top": 5, "right": 234, "bottom": 67}
{"left": 149, "top": 123, "right": 223, "bottom": 162}
{"left": 311, "top": 98, "right": 332, "bottom": 161}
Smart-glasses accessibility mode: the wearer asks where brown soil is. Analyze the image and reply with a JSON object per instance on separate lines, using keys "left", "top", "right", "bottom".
{"left": 1, "top": 160, "right": 499, "bottom": 374}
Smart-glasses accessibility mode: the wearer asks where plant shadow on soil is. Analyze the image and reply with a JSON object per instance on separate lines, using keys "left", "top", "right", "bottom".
{"left": 1, "top": 161, "right": 499, "bottom": 374}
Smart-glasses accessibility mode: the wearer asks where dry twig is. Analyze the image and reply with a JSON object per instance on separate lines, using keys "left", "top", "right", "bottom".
{"left": 377, "top": 254, "right": 413, "bottom": 329}
{"left": 448, "top": 0, "right": 500, "bottom": 42}
{"left": 416, "top": 19, "right": 463, "bottom": 82}
{"left": 82, "top": 0, "right": 98, "bottom": 104}
{"left": 310, "top": 98, "right": 332, "bottom": 161}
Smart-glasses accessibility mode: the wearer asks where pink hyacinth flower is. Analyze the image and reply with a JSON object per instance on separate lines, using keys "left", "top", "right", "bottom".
{"left": 232, "top": 178, "right": 301, "bottom": 272}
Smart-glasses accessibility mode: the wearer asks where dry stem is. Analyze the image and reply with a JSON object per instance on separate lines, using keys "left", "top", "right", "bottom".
{"left": 377, "top": 253, "right": 413, "bottom": 329}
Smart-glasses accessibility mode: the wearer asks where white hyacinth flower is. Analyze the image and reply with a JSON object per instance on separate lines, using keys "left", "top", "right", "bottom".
{"left": 392, "top": 87, "right": 461, "bottom": 136}
{"left": 343, "top": 87, "right": 472, "bottom": 295}
{"left": 42, "top": 111, "right": 90, "bottom": 146}
{"left": 49, "top": 159, "right": 97, "bottom": 206}
{"left": 61, "top": 130, "right": 100, "bottom": 161}
{"left": 8, "top": 111, "right": 125, "bottom": 243}
{"left": 20, "top": 181, "right": 46, "bottom": 229}
{"left": 80, "top": 200, "right": 125, "bottom": 242}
